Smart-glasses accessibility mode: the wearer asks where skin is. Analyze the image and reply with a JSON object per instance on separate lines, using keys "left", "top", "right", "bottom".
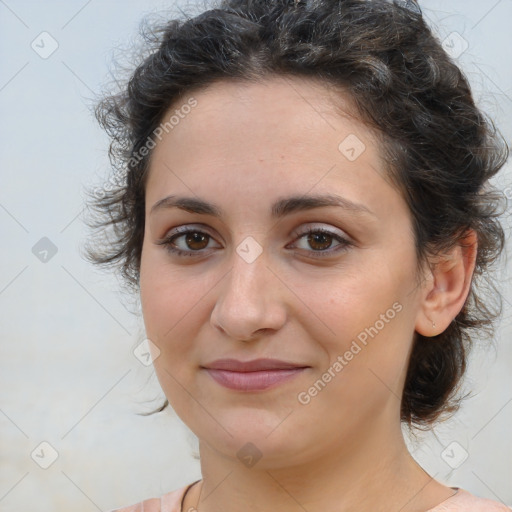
{"left": 138, "top": 75, "right": 477, "bottom": 512}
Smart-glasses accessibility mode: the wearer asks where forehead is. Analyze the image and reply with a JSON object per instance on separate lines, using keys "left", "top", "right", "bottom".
{"left": 155, "top": 75, "right": 365, "bottom": 150}
{"left": 145, "top": 75, "right": 399, "bottom": 220}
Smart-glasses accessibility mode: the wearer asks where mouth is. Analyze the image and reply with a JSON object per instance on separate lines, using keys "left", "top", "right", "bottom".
{"left": 201, "top": 358, "right": 310, "bottom": 391}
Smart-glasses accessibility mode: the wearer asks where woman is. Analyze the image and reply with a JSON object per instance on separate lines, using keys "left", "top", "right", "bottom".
{"left": 86, "top": 0, "right": 510, "bottom": 510}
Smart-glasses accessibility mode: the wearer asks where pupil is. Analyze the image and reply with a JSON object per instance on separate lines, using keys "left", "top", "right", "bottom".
{"left": 187, "top": 232, "right": 208, "bottom": 249}
{"left": 309, "top": 232, "right": 331, "bottom": 250}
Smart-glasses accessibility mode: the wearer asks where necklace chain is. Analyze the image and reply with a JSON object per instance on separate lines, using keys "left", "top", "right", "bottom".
{"left": 181, "top": 480, "right": 201, "bottom": 512}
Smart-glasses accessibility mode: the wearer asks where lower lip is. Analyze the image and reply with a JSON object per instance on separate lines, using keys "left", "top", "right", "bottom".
{"left": 203, "top": 368, "right": 307, "bottom": 391}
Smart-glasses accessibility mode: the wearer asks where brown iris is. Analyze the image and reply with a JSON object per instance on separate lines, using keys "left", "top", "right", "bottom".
{"left": 306, "top": 232, "right": 332, "bottom": 251}
{"left": 185, "top": 232, "right": 209, "bottom": 250}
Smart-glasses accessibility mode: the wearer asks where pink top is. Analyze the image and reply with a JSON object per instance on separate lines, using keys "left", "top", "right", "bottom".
{"left": 110, "top": 483, "right": 511, "bottom": 512}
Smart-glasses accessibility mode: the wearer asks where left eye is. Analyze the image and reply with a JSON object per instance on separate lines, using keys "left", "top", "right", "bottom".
{"left": 289, "top": 227, "right": 352, "bottom": 257}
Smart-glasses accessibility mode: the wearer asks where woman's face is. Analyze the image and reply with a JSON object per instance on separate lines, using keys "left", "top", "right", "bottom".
{"left": 140, "top": 76, "right": 426, "bottom": 466}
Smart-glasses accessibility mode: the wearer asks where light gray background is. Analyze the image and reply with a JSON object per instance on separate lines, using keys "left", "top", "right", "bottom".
{"left": 0, "top": 1, "right": 511, "bottom": 511}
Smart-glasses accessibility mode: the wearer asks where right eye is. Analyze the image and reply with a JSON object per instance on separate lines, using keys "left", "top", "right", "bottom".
{"left": 156, "top": 226, "right": 221, "bottom": 257}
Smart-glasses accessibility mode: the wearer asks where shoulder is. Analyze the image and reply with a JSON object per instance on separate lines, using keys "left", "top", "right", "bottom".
{"left": 429, "top": 488, "right": 511, "bottom": 512}
{"left": 107, "top": 484, "right": 190, "bottom": 512}
{"left": 107, "top": 485, "right": 512, "bottom": 512}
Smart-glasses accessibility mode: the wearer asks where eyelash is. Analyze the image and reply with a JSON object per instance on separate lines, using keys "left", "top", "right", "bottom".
{"left": 156, "top": 225, "right": 353, "bottom": 259}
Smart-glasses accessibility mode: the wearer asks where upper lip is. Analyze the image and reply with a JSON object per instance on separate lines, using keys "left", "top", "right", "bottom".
{"left": 202, "top": 358, "right": 309, "bottom": 372}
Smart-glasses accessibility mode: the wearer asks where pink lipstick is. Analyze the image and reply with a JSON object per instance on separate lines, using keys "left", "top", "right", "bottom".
{"left": 202, "top": 358, "right": 309, "bottom": 391}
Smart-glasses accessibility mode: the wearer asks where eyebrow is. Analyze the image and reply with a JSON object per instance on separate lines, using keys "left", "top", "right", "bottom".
{"left": 150, "top": 193, "right": 375, "bottom": 219}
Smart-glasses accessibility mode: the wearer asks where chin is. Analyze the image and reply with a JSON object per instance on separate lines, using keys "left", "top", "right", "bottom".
{"left": 209, "top": 433, "right": 307, "bottom": 469}
{"left": 198, "top": 411, "right": 309, "bottom": 462}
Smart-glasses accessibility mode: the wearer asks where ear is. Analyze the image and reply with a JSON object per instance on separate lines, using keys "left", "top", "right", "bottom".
{"left": 415, "top": 229, "right": 478, "bottom": 337}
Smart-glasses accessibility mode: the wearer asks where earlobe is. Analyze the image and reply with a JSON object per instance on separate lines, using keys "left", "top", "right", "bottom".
{"left": 415, "top": 229, "right": 478, "bottom": 338}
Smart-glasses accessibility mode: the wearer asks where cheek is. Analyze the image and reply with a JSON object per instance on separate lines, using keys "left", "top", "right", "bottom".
{"left": 139, "top": 246, "right": 220, "bottom": 389}
{"left": 297, "top": 314, "right": 412, "bottom": 438}
{"left": 309, "top": 263, "right": 415, "bottom": 396}
{"left": 139, "top": 254, "right": 205, "bottom": 419}
{"left": 140, "top": 246, "right": 199, "bottom": 342}
{"left": 317, "top": 268, "right": 403, "bottom": 345}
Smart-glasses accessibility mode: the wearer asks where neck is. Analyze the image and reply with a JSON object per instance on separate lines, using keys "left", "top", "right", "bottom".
{"left": 188, "top": 420, "right": 453, "bottom": 512}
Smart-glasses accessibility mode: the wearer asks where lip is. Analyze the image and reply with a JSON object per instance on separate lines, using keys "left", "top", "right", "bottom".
{"left": 203, "top": 358, "right": 309, "bottom": 372}
{"left": 201, "top": 358, "right": 310, "bottom": 391}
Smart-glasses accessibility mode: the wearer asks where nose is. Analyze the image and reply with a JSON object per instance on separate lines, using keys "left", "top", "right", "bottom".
{"left": 210, "top": 246, "right": 288, "bottom": 342}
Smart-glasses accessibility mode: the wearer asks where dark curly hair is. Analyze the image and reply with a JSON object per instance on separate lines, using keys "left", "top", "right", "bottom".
{"left": 84, "top": 0, "right": 509, "bottom": 429}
